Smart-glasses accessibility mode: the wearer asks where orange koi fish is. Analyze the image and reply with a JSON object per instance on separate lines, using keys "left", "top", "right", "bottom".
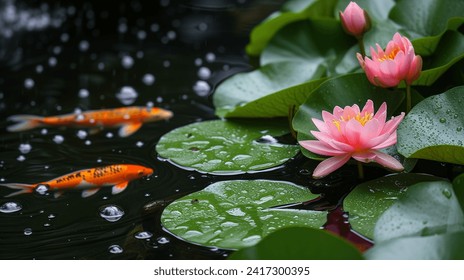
{"left": 1, "top": 164, "right": 153, "bottom": 198}
{"left": 7, "top": 106, "right": 173, "bottom": 137}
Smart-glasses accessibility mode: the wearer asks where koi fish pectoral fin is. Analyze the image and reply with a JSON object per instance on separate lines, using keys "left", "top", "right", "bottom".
{"left": 81, "top": 188, "right": 101, "bottom": 198}
{"left": 118, "top": 122, "right": 142, "bottom": 137}
{"left": 112, "top": 181, "right": 129, "bottom": 195}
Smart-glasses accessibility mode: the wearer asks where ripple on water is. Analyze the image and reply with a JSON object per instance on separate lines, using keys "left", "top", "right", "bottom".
{"left": 99, "top": 205, "right": 125, "bottom": 222}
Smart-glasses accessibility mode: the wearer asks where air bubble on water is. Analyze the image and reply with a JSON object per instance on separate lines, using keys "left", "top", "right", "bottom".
{"left": 76, "top": 130, "right": 88, "bottom": 139}
{"left": 121, "top": 55, "right": 134, "bottom": 69}
{"left": 97, "top": 62, "right": 105, "bottom": 71}
{"left": 142, "top": 74, "right": 155, "bottom": 85}
{"left": 48, "top": 214, "right": 56, "bottom": 219}
{"left": 156, "top": 96, "right": 163, "bottom": 103}
{"left": 163, "top": 60, "right": 171, "bottom": 68}
{"left": 118, "top": 22, "right": 128, "bottom": 33}
{"left": 116, "top": 86, "right": 138, "bottom": 105}
{"left": 136, "top": 141, "right": 144, "bottom": 147}
{"left": 53, "top": 46, "right": 62, "bottom": 55}
{"left": 197, "top": 67, "right": 211, "bottom": 80}
{"left": 194, "top": 58, "right": 202, "bottom": 66}
{"left": 24, "top": 78, "right": 35, "bottom": 89}
{"left": 79, "top": 40, "right": 90, "bottom": 52}
{"left": 108, "top": 244, "right": 123, "bottom": 254}
{"left": 146, "top": 101, "right": 154, "bottom": 108}
{"left": 134, "top": 231, "right": 153, "bottom": 240}
{"left": 106, "top": 132, "right": 114, "bottom": 138}
{"left": 167, "top": 30, "right": 176, "bottom": 40}
{"left": 78, "top": 89, "right": 89, "bottom": 98}
{"left": 36, "top": 65, "right": 44, "bottom": 73}
{"left": 85, "top": 140, "right": 91, "bottom": 145}
{"left": 60, "top": 33, "right": 69, "bottom": 42}
{"left": 137, "top": 30, "right": 147, "bottom": 40}
{"left": 17, "top": 155, "right": 26, "bottom": 162}
{"left": 53, "top": 135, "right": 65, "bottom": 144}
{"left": 0, "top": 202, "right": 22, "bottom": 213}
{"left": 99, "top": 205, "right": 125, "bottom": 222}
{"left": 205, "top": 52, "right": 216, "bottom": 62}
{"left": 197, "top": 22, "right": 208, "bottom": 31}
{"left": 35, "top": 184, "right": 49, "bottom": 195}
{"left": 136, "top": 51, "right": 144, "bottom": 59}
{"left": 193, "top": 80, "right": 210, "bottom": 97}
{"left": 41, "top": 128, "right": 48, "bottom": 135}
{"left": 157, "top": 237, "right": 170, "bottom": 244}
{"left": 48, "top": 56, "right": 57, "bottom": 67}
{"left": 150, "top": 23, "right": 159, "bottom": 32}
{"left": 223, "top": 64, "right": 230, "bottom": 71}
{"left": 24, "top": 228, "right": 32, "bottom": 236}
{"left": 18, "top": 143, "right": 32, "bottom": 154}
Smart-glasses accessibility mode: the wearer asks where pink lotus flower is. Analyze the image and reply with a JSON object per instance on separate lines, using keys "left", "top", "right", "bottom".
{"left": 357, "top": 32, "right": 422, "bottom": 87}
{"left": 340, "top": 2, "right": 371, "bottom": 38}
{"left": 299, "top": 100, "right": 405, "bottom": 179}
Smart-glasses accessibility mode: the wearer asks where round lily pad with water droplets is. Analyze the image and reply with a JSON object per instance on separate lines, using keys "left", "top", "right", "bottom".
{"left": 161, "top": 180, "right": 325, "bottom": 250}
{"left": 397, "top": 86, "right": 464, "bottom": 165}
{"left": 155, "top": 119, "right": 299, "bottom": 174}
{"left": 343, "top": 173, "right": 445, "bottom": 240}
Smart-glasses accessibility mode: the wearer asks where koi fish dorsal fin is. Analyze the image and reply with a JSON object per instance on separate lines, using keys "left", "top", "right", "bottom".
{"left": 81, "top": 188, "right": 100, "bottom": 198}
{"left": 7, "top": 115, "right": 43, "bottom": 132}
{"left": 118, "top": 122, "right": 142, "bottom": 137}
{"left": 1, "top": 183, "right": 35, "bottom": 197}
{"left": 112, "top": 181, "right": 128, "bottom": 195}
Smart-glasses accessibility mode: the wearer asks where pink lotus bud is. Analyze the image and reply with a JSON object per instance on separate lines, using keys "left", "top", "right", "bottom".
{"left": 357, "top": 33, "right": 423, "bottom": 87}
{"left": 340, "top": 2, "right": 371, "bottom": 38}
{"left": 299, "top": 100, "right": 405, "bottom": 179}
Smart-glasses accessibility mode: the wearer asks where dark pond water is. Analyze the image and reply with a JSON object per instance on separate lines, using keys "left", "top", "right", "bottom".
{"left": 1, "top": 0, "right": 436, "bottom": 260}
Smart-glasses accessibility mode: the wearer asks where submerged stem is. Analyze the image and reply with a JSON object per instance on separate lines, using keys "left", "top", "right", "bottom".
{"left": 406, "top": 84, "right": 412, "bottom": 113}
{"left": 357, "top": 161, "right": 364, "bottom": 180}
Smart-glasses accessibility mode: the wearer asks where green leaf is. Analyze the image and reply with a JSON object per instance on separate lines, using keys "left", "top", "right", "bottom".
{"left": 293, "top": 73, "right": 406, "bottom": 160}
{"left": 261, "top": 19, "right": 356, "bottom": 76}
{"left": 453, "top": 174, "right": 464, "bottom": 214}
{"left": 155, "top": 119, "right": 299, "bottom": 174}
{"left": 415, "top": 31, "right": 464, "bottom": 86}
{"left": 374, "top": 181, "right": 464, "bottom": 243}
{"left": 245, "top": 0, "right": 338, "bottom": 57}
{"left": 229, "top": 227, "right": 364, "bottom": 260}
{"left": 397, "top": 86, "right": 464, "bottom": 165}
{"left": 343, "top": 173, "right": 445, "bottom": 240}
{"left": 365, "top": 232, "right": 464, "bottom": 260}
{"left": 213, "top": 62, "right": 325, "bottom": 118}
{"left": 161, "top": 180, "right": 326, "bottom": 250}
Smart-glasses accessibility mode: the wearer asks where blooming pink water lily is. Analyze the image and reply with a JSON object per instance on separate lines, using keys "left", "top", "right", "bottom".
{"left": 357, "top": 32, "right": 422, "bottom": 87}
{"left": 340, "top": 2, "right": 371, "bottom": 38}
{"left": 299, "top": 100, "right": 405, "bottom": 179}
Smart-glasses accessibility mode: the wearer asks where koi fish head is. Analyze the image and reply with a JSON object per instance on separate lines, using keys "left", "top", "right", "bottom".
{"left": 143, "top": 107, "right": 173, "bottom": 122}
{"left": 124, "top": 165, "right": 154, "bottom": 181}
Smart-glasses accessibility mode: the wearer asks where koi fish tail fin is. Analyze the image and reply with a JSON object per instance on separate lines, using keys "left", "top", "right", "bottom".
{"left": 7, "top": 115, "right": 43, "bottom": 132}
{"left": 1, "top": 183, "right": 35, "bottom": 197}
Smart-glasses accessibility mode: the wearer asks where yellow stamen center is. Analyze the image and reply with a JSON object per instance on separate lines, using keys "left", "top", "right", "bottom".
{"left": 378, "top": 46, "right": 400, "bottom": 62}
{"left": 332, "top": 112, "right": 373, "bottom": 131}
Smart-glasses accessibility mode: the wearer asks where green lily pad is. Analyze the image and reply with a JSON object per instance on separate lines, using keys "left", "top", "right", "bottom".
{"left": 213, "top": 62, "right": 325, "bottom": 118}
{"left": 161, "top": 180, "right": 326, "bottom": 250}
{"left": 343, "top": 173, "right": 445, "bottom": 240}
{"left": 229, "top": 227, "right": 364, "bottom": 260}
{"left": 260, "top": 19, "right": 355, "bottom": 75}
{"left": 397, "top": 86, "right": 464, "bottom": 165}
{"left": 365, "top": 232, "right": 464, "bottom": 260}
{"left": 155, "top": 119, "right": 299, "bottom": 174}
{"left": 373, "top": 181, "right": 464, "bottom": 242}
{"left": 245, "top": 0, "right": 338, "bottom": 56}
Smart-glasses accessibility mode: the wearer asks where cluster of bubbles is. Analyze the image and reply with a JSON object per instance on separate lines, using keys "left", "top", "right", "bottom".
{"left": 0, "top": 0, "right": 69, "bottom": 38}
